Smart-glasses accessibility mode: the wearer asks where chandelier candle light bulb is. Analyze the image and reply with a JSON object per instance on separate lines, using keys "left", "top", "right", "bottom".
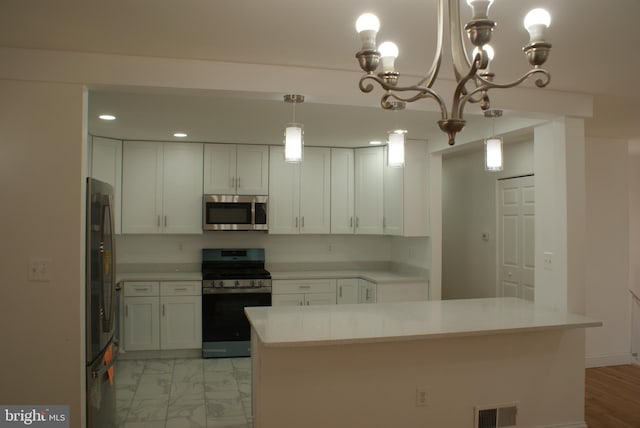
{"left": 378, "top": 41, "right": 399, "bottom": 73}
{"left": 356, "top": 13, "right": 380, "bottom": 50}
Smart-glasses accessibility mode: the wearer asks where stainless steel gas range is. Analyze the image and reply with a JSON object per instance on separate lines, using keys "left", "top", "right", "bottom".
{"left": 201, "top": 248, "right": 271, "bottom": 358}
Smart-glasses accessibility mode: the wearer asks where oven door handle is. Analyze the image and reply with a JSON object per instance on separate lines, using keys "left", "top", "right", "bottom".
{"left": 202, "top": 287, "right": 272, "bottom": 295}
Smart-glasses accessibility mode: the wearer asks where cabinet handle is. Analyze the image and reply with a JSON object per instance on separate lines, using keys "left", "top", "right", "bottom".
{"left": 157, "top": 215, "right": 161, "bottom": 227}
{"left": 237, "top": 177, "right": 241, "bottom": 188}
{"left": 306, "top": 301, "right": 310, "bottom": 306}
{"left": 383, "top": 217, "right": 386, "bottom": 228}
{"left": 174, "top": 287, "right": 188, "bottom": 291}
{"left": 125, "top": 304, "right": 128, "bottom": 317}
{"left": 162, "top": 304, "right": 165, "bottom": 316}
{"left": 350, "top": 217, "right": 353, "bottom": 228}
{"left": 301, "top": 216, "right": 305, "bottom": 228}
{"left": 356, "top": 217, "right": 360, "bottom": 228}
{"left": 339, "top": 286, "right": 342, "bottom": 298}
{"left": 299, "top": 285, "right": 311, "bottom": 290}
{"left": 134, "top": 287, "right": 148, "bottom": 292}
{"left": 231, "top": 176, "right": 235, "bottom": 188}
{"left": 164, "top": 216, "right": 167, "bottom": 227}
{"left": 295, "top": 217, "right": 298, "bottom": 228}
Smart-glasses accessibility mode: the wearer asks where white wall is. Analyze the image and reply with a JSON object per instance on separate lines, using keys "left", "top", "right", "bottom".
{"left": 442, "top": 140, "right": 534, "bottom": 299}
{"left": 533, "top": 119, "right": 587, "bottom": 314}
{"left": 0, "top": 80, "right": 87, "bottom": 426}
{"left": 584, "top": 137, "right": 631, "bottom": 366}
{"left": 629, "top": 141, "right": 640, "bottom": 361}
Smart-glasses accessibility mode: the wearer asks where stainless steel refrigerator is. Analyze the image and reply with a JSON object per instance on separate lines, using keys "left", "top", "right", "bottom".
{"left": 86, "top": 178, "right": 117, "bottom": 427}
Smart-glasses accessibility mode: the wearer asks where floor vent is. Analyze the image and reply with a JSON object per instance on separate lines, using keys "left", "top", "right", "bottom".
{"left": 475, "top": 404, "right": 518, "bottom": 428}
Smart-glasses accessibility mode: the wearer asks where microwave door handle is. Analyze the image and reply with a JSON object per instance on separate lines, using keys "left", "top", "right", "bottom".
{"left": 251, "top": 201, "right": 255, "bottom": 226}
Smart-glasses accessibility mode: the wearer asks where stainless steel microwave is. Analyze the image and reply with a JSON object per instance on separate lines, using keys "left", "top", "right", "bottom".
{"left": 203, "top": 195, "right": 268, "bottom": 231}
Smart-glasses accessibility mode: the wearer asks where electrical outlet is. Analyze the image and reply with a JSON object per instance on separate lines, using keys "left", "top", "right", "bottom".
{"left": 28, "top": 258, "right": 51, "bottom": 282}
{"left": 543, "top": 251, "right": 554, "bottom": 271}
{"left": 415, "top": 388, "right": 428, "bottom": 407}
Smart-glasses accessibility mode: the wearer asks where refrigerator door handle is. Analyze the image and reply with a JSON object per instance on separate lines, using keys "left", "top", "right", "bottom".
{"left": 91, "top": 344, "right": 119, "bottom": 379}
{"left": 100, "top": 197, "right": 117, "bottom": 333}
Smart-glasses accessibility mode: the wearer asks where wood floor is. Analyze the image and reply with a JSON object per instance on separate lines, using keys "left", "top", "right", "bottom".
{"left": 585, "top": 364, "right": 640, "bottom": 427}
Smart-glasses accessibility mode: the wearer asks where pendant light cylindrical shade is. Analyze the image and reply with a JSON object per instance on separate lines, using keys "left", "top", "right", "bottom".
{"left": 387, "top": 131, "right": 405, "bottom": 167}
{"left": 485, "top": 137, "right": 503, "bottom": 171}
{"left": 284, "top": 123, "right": 303, "bottom": 163}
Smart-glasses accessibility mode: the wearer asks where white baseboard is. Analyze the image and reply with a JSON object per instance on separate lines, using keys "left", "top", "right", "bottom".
{"left": 585, "top": 353, "right": 633, "bottom": 368}
{"left": 540, "top": 423, "right": 587, "bottom": 428}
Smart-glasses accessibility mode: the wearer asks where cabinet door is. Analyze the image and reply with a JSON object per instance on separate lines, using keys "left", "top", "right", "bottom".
{"left": 160, "top": 295, "right": 202, "bottom": 349}
{"left": 305, "top": 293, "right": 337, "bottom": 306}
{"left": 337, "top": 279, "right": 359, "bottom": 304}
{"left": 268, "top": 146, "right": 300, "bottom": 234}
{"left": 91, "top": 136, "right": 122, "bottom": 234}
{"left": 203, "top": 144, "right": 236, "bottom": 194}
{"left": 122, "top": 141, "right": 163, "bottom": 234}
{"left": 383, "top": 146, "right": 404, "bottom": 236}
{"left": 162, "top": 142, "right": 203, "bottom": 234}
{"left": 123, "top": 296, "right": 160, "bottom": 351}
{"left": 300, "top": 147, "right": 331, "bottom": 234}
{"left": 236, "top": 145, "right": 269, "bottom": 195}
{"left": 271, "top": 293, "right": 305, "bottom": 307}
{"left": 358, "top": 279, "right": 377, "bottom": 303}
{"left": 355, "top": 147, "right": 384, "bottom": 234}
{"left": 331, "top": 148, "right": 355, "bottom": 234}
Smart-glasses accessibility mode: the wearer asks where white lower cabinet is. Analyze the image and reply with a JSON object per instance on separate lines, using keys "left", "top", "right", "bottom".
{"left": 271, "top": 279, "right": 337, "bottom": 306}
{"left": 337, "top": 279, "right": 377, "bottom": 304}
{"left": 123, "top": 281, "right": 201, "bottom": 351}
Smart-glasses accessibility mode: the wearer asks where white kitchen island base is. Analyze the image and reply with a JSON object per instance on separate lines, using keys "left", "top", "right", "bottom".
{"left": 246, "top": 298, "right": 601, "bottom": 428}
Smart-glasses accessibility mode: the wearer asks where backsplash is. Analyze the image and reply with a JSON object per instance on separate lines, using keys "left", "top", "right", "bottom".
{"left": 115, "top": 233, "right": 428, "bottom": 270}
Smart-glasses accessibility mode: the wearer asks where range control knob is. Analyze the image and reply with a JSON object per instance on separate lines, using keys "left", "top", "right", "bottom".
{"left": 250, "top": 280, "right": 256, "bottom": 288}
{"left": 218, "top": 281, "right": 224, "bottom": 288}
{"left": 235, "top": 280, "right": 240, "bottom": 287}
{"left": 257, "top": 280, "right": 263, "bottom": 287}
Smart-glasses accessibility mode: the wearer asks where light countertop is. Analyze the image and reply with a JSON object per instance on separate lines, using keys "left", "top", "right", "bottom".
{"left": 245, "top": 297, "right": 602, "bottom": 348}
{"left": 269, "top": 269, "right": 427, "bottom": 284}
{"left": 117, "top": 272, "right": 202, "bottom": 282}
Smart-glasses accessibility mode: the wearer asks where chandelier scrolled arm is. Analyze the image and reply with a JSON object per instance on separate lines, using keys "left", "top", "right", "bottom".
{"left": 354, "top": 1, "right": 553, "bottom": 146}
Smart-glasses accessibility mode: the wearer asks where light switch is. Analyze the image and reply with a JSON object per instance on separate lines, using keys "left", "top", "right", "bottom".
{"left": 28, "top": 258, "right": 51, "bottom": 282}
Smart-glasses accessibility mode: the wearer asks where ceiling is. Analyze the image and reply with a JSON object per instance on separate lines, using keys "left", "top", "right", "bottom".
{"left": 2, "top": 0, "right": 639, "bottom": 145}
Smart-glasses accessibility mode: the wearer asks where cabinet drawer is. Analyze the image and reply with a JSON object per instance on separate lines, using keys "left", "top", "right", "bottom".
{"left": 160, "top": 281, "right": 200, "bottom": 296}
{"left": 272, "top": 279, "right": 337, "bottom": 295}
{"left": 123, "top": 281, "right": 159, "bottom": 297}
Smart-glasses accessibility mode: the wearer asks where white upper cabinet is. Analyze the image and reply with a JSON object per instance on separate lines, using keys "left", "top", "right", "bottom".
{"left": 354, "top": 146, "right": 384, "bottom": 235}
{"left": 383, "top": 146, "right": 404, "bottom": 236}
{"left": 384, "top": 140, "right": 430, "bottom": 237}
{"left": 269, "top": 146, "right": 330, "bottom": 234}
{"left": 268, "top": 146, "right": 300, "bottom": 234}
{"left": 122, "top": 141, "right": 203, "bottom": 234}
{"left": 91, "top": 136, "right": 122, "bottom": 234}
{"left": 204, "top": 144, "right": 268, "bottom": 195}
{"left": 299, "top": 147, "right": 331, "bottom": 234}
{"left": 330, "top": 148, "right": 356, "bottom": 234}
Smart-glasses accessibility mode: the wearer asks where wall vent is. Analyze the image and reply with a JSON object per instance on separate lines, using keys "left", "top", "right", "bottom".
{"left": 475, "top": 404, "right": 518, "bottom": 428}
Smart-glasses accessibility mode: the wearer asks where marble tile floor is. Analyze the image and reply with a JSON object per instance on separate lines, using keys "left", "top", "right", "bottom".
{"left": 115, "top": 357, "right": 252, "bottom": 428}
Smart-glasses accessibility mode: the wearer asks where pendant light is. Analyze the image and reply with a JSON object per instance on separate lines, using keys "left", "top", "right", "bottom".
{"left": 484, "top": 109, "right": 503, "bottom": 172}
{"left": 387, "top": 100, "right": 406, "bottom": 168}
{"left": 283, "top": 94, "right": 304, "bottom": 163}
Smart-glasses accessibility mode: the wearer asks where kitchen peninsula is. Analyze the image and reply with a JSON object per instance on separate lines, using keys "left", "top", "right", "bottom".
{"left": 245, "top": 298, "right": 601, "bottom": 428}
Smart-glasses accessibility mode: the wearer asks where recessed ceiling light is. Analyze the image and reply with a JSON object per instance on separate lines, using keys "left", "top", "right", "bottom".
{"left": 369, "top": 140, "right": 383, "bottom": 145}
{"left": 173, "top": 132, "right": 188, "bottom": 138}
{"left": 98, "top": 114, "right": 116, "bottom": 121}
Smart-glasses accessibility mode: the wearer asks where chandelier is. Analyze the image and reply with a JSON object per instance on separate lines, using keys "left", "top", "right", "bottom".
{"left": 355, "top": 0, "right": 552, "bottom": 145}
